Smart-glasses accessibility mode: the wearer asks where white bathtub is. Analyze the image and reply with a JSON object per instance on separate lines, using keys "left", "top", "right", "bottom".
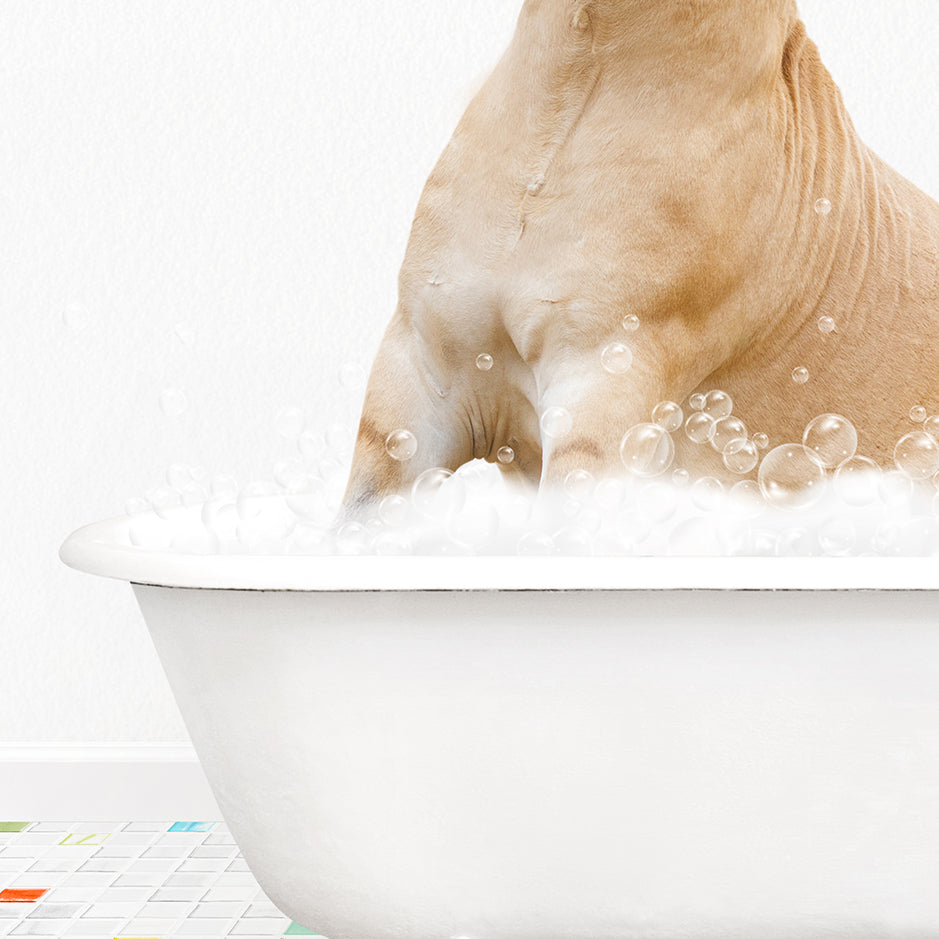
{"left": 61, "top": 515, "right": 939, "bottom": 939}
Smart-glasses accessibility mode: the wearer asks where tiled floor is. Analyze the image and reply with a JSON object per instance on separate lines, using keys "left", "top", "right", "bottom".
{"left": 0, "top": 822, "right": 320, "bottom": 938}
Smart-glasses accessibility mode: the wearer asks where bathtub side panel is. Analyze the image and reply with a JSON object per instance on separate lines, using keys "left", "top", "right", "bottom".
{"left": 132, "top": 585, "right": 939, "bottom": 939}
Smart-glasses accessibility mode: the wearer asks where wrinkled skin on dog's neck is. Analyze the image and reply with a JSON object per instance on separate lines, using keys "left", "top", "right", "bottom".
{"left": 342, "top": 0, "right": 939, "bottom": 514}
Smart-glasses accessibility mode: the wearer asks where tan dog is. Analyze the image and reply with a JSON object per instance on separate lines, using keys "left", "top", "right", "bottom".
{"left": 342, "top": 0, "right": 939, "bottom": 516}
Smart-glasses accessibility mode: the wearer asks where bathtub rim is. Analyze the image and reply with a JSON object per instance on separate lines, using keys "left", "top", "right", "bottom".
{"left": 60, "top": 513, "right": 939, "bottom": 591}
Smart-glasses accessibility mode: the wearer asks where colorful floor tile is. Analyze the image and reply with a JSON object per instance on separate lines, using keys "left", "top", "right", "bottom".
{"left": 0, "top": 822, "right": 324, "bottom": 938}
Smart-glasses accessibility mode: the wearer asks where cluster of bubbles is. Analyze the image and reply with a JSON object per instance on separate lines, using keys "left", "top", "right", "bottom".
{"left": 619, "top": 389, "right": 765, "bottom": 480}
{"left": 121, "top": 357, "right": 939, "bottom": 556}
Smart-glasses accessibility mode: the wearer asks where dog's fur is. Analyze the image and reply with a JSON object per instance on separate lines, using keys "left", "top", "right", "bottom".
{"left": 342, "top": 0, "right": 939, "bottom": 514}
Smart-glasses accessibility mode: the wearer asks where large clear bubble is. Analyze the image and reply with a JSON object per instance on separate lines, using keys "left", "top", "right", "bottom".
{"left": 702, "top": 390, "right": 733, "bottom": 421}
{"left": 652, "top": 401, "right": 683, "bottom": 432}
{"left": 619, "top": 423, "right": 674, "bottom": 477}
{"left": 802, "top": 414, "right": 858, "bottom": 469}
{"left": 894, "top": 431, "right": 939, "bottom": 480}
{"left": 758, "top": 444, "right": 826, "bottom": 510}
{"left": 684, "top": 412, "right": 716, "bottom": 444}
{"left": 711, "top": 417, "right": 747, "bottom": 453}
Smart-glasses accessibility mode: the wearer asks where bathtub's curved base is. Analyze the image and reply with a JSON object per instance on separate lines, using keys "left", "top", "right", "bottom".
{"left": 133, "top": 586, "right": 939, "bottom": 939}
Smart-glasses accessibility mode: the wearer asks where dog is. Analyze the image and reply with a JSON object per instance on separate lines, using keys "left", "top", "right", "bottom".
{"left": 341, "top": 0, "right": 939, "bottom": 517}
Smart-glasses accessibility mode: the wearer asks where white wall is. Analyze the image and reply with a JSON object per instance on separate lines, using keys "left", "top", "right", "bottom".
{"left": 4, "top": 0, "right": 938, "bottom": 743}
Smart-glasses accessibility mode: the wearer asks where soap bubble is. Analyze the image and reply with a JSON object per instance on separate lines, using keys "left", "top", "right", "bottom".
{"left": 561, "top": 498, "right": 582, "bottom": 519}
{"left": 637, "top": 481, "right": 678, "bottom": 522}
{"left": 749, "top": 529, "right": 779, "bottom": 555}
{"left": 910, "top": 406, "right": 928, "bottom": 423}
{"left": 703, "top": 391, "right": 733, "bottom": 420}
{"left": 298, "top": 430, "right": 327, "bottom": 461}
{"left": 652, "top": 401, "right": 683, "bottom": 433}
{"left": 619, "top": 423, "right": 674, "bottom": 477}
{"left": 147, "top": 485, "right": 180, "bottom": 519}
{"left": 504, "top": 495, "right": 533, "bottom": 527}
{"left": 517, "top": 531, "right": 555, "bottom": 556}
{"left": 758, "top": 444, "right": 826, "bottom": 510}
{"left": 894, "top": 518, "right": 939, "bottom": 556}
{"left": 600, "top": 342, "right": 633, "bottom": 375}
{"left": 594, "top": 478, "right": 627, "bottom": 509}
{"left": 541, "top": 407, "right": 573, "bottom": 439}
{"left": 179, "top": 483, "right": 205, "bottom": 507}
{"left": 723, "top": 438, "right": 759, "bottom": 475}
{"left": 448, "top": 504, "right": 499, "bottom": 548}
{"left": 574, "top": 507, "right": 602, "bottom": 535}
{"left": 802, "top": 414, "right": 857, "bottom": 469}
{"left": 689, "top": 393, "right": 706, "bottom": 411}
{"left": 553, "top": 526, "right": 593, "bottom": 555}
{"left": 894, "top": 432, "right": 939, "bottom": 480}
{"left": 668, "top": 517, "right": 724, "bottom": 556}
{"left": 818, "top": 316, "right": 836, "bottom": 334}
{"left": 672, "top": 468, "right": 690, "bottom": 486}
{"left": 385, "top": 429, "right": 418, "bottom": 461}
{"left": 412, "top": 468, "right": 466, "bottom": 519}
{"left": 285, "top": 476, "right": 332, "bottom": 526}
{"left": 335, "top": 522, "right": 368, "bottom": 556}
{"left": 622, "top": 314, "right": 640, "bottom": 332}
{"left": 752, "top": 432, "right": 769, "bottom": 450}
{"left": 456, "top": 460, "right": 500, "bottom": 493}
{"left": 814, "top": 198, "right": 832, "bottom": 215}
{"left": 378, "top": 494, "right": 410, "bottom": 526}
{"left": 159, "top": 388, "right": 188, "bottom": 416}
{"left": 791, "top": 367, "right": 810, "bottom": 385}
{"left": 237, "top": 481, "right": 277, "bottom": 521}
{"left": 372, "top": 530, "right": 413, "bottom": 556}
{"left": 572, "top": 508, "right": 603, "bottom": 538}
{"left": 325, "top": 423, "right": 353, "bottom": 453}
{"left": 923, "top": 416, "right": 939, "bottom": 437}
{"left": 318, "top": 455, "right": 345, "bottom": 487}
{"left": 729, "top": 480, "right": 763, "bottom": 517}
{"left": 711, "top": 417, "right": 747, "bottom": 453}
{"left": 476, "top": 353, "right": 494, "bottom": 371}
{"left": 273, "top": 459, "right": 306, "bottom": 489}
{"left": 201, "top": 499, "right": 238, "bottom": 543}
{"left": 834, "top": 456, "right": 880, "bottom": 506}
{"left": 776, "top": 527, "right": 818, "bottom": 557}
{"left": 615, "top": 510, "right": 652, "bottom": 551}
{"left": 819, "top": 517, "right": 856, "bottom": 555}
{"left": 685, "top": 412, "right": 716, "bottom": 444}
{"left": 497, "top": 445, "right": 515, "bottom": 464}
{"left": 692, "top": 476, "right": 724, "bottom": 512}
{"left": 564, "top": 469, "right": 595, "bottom": 502}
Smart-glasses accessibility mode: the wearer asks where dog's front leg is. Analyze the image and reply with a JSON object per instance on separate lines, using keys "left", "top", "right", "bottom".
{"left": 535, "top": 351, "right": 673, "bottom": 487}
{"left": 337, "top": 314, "right": 475, "bottom": 522}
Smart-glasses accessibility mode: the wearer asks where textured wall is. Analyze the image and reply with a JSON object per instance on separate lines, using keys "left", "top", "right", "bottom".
{"left": 3, "top": 0, "right": 938, "bottom": 742}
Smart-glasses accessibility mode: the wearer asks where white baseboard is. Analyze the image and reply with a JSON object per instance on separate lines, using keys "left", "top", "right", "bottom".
{"left": 0, "top": 744, "right": 222, "bottom": 821}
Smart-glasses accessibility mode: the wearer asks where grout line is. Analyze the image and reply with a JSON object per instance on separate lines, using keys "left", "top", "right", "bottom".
{"left": 0, "top": 820, "right": 301, "bottom": 938}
